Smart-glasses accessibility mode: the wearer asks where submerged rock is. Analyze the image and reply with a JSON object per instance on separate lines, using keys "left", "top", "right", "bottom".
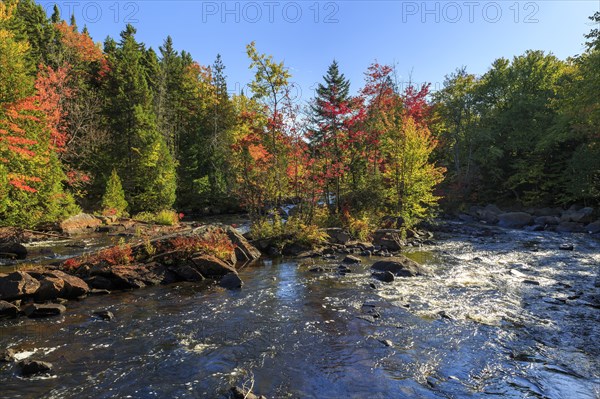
{"left": 93, "top": 310, "right": 114, "bottom": 321}
{"left": 23, "top": 303, "right": 66, "bottom": 318}
{"left": 19, "top": 360, "right": 53, "bottom": 377}
{"left": 371, "top": 256, "right": 431, "bottom": 277}
{"left": 559, "top": 243, "right": 574, "bottom": 251}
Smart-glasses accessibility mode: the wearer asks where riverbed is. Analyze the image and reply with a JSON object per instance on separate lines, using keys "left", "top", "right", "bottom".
{"left": 1, "top": 221, "right": 599, "bottom": 398}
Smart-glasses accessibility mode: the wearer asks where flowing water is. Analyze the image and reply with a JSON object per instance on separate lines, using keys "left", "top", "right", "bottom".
{"left": 1, "top": 222, "right": 599, "bottom": 398}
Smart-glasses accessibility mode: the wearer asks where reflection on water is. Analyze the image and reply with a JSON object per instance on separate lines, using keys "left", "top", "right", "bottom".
{"left": 0, "top": 222, "right": 599, "bottom": 399}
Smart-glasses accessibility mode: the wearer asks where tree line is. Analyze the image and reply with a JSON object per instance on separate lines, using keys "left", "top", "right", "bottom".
{"left": 0, "top": 0, "right": 598, "bottom": 232}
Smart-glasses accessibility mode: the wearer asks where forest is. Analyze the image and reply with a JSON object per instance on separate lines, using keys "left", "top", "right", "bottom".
{"left": 0, "top": 0, "right": 598, "bottom": 236}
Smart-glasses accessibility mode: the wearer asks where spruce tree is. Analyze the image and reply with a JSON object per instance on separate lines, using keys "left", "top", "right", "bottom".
{"left": 101, "top": 169, "right": 128, "bottom": 217}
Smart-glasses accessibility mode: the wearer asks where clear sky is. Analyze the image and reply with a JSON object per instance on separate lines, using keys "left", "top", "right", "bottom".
{"left": 39, "top": 0, "right": 599, "bottom": 101}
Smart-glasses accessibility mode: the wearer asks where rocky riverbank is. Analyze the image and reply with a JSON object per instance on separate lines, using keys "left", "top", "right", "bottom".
{"left": 0, "top": 224, "right": 261, "bottom": 323}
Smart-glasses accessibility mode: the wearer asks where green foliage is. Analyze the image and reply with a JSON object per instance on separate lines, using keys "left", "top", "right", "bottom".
{"left": 250, "top": 214, "right": 328, "bottom": 247}
{"left": 134, "top": 209, "right": 180, "bottom": 226}
{"left": 101, "top": 169, "right": 128, "bottom": 217}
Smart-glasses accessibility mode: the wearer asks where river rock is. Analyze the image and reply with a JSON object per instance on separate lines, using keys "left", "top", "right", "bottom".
{"left": 534, "top": 216, "right": 560, "bottom": 226}
{"left": 219, "top": 272, "right": 243, "bottom": 289}
{"left": 19, "top": 360, "right": 53, "bottom": 377}
{"left": 371, "top": 256, "right": 431, "bottom": 277}
{"left": 44, "top": 270, "right": 89, "bottom": 298}
{"left": 556, "top": 222, "right": 586, "bottom": 233}
{"left": 497, "top": 212, "right": 533, "bottom": 228}
{"left": 0, "top": 242, "right": 27, "bottom": 260}
{"left": 0, "top": 271, "right": 40, "bottom": 301}
{"left": 372, "top": 271, "right": 395, "bottom": 283}
{"left": 35, "top": 276, "right": 65, "bottom": 301}
{"left": 173, "top": 264, "right": 205, "bottom": 282}
{"left": 373, "top": 229, "right": 404, "bottom": 251}
{"left": 559, "top": 243, "right": 574, "bottom": 251}
{"left": 0, "top": 300, "right": 18, "bottom": 319}
{"left": 484, "top": 204, "right": 503, "bottom": 214}
{"left": 93, "top": 310, "right": 114, "bottom": 321}
{"left": 1, "top": 348, "right": 16, "bottom": 362}
{"left": 585, "top": 220, "right": 600, "bottom": 234}
{"left": 223, "top": 226, "right": 262, "bottom": 263}
{"left": 191, "top": 254, "right": 237, "bottom": 277}
{"left": 60, "top": 213, "right": 102, "bottom": 235}
{"left": 342, "top": 255, "right": 361, "bottom": 264}
{"left": 533, "top": 207, "right": 561, "bottom": 217}
{"left": 230, "top": 386, "right": 267, "bottom": 399}
{"left": 561, "top": 207, "right": 594, "bottom": 224}
{"left": 23, "top": 303, "right": 66, "bottom": 318}
{"left": 324, "top": 228, "right": 351, "bottom": 245}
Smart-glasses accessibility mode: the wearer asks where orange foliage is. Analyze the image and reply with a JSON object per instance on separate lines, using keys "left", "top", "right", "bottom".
{"left": 167, "top": 230, "right": 235, "bottom": 261}
{"left": 87, "top": 244, "right": 133, "bottom": 266}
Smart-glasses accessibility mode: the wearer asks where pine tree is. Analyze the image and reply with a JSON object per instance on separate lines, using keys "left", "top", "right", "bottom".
{"left": 101, "top": 169, "right": 128, "bottom": 216}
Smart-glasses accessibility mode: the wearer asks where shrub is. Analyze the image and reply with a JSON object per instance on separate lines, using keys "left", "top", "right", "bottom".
{"left": 134, "top": 210, "right": 180, "bottom": 226}
{"left": 250, "top": 215, "right": 327, "bottom": 247}
{"left": 167, "top": 229, "right": 235, "bottom": 261}
{"left": 87, "top": 242, "right": 133, "bottom": 266}
{"left": 346, "top": 212, "right": 376, "bottom": 241}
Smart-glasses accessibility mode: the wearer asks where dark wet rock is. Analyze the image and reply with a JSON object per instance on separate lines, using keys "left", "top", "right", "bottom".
{"left": 23, "top": 303, "right": 66, "bottom": 318}
{"left": 89, "top": 288, "right": 111, "bottom": 296}
{"left": 191, "top": 255, "right": 237, "bottom": 277}
{"left": 559, "top": 243, "right": 574, "bottom": 251}
{"left": 34, "top": 276, "right": 65, "bottom": 301}
{"left": 219, "top": 272, "right": 243, "bottom": 289}
{"left": 369, "top": 282, "right": 377, "bottom": 289}
{"left": 0, "top": 348, "right": 16, "bottom": 362}
{"left": 92, "top": 264, "right": 163, "bottom": 290}
{"left": 585, "top": 220, "right": 600, "bottom": 234}
{"left": 373, "top": 229, "right": 404, "bottom": 252}
{"left": 93, "top": 310, "right": 114, "bottom": 321}
{"left": 356, "top": 315, "right": 377, "bottom": 323}
{"left": 0, "top": 271, "right": 40, "bottom": 301}
{"left": 222, "top": 226, "right": 261, "bottom": 263}
{"left": 524, "top": 225, "right": 544, "bottom": 232}
{"left": 556, "top": 222, "right": 586, "bottom": 233}
{"left": 372, "top": 271, "right": 395, "bottom": 283}
{"left": 379, "top": 339, "right": 394, "bottom": 347}
{"left": 437, "top": 311, "right": 453, "bottom": 320}
{"left": 230, "top": 386, "right": 267, "bottom": 399}
{"left": 342, "top": 255, "right": 361, "bottom": 264}
{"left": 309, "top": 266, "right": 335, "bottom": 273}
{"left": 173, "top": 264, "right": 205, "bottom": 282}
{"left": 484, "top": 204, "right": 503, "bottom": 214}
{"left": 523, "top": 280, "right": 540, "bottom": 286}
{"left": 337, "top": 265, "right": 352, "bottom": 275}
{"left": 497, "top": 212, "right": 533, "bottom": 229}
{"left": 322, "top": 254, "right": 337, "bottom": 260}
{"left": 561, "top": 207, "right": 595, "bottom": 224}
{"left": 371, "top": 256, "right": 431, "bottom": 277}
{"left": 19, "top": 360, "right": 53, "bottom": 377}
{"left": 0, "top": 300, "right": 18, "bottom": 319}
{"left": 324, "top": 228, "right": 351, "bottom": 245}
{"left": 282, "top": 242, "right": 312, "bottom": 256}
{"left": 360, "top": 250, "right": 372, "bottom": 257}
{"left": 0, "top": 242, "right": 27, "bottom": 259}
{"left": 60, "top": 213, "right": 102, "bottom": 235}
{"left": 534, "top": 216, "right": 560, "bottom": 226}
{"left": 458, "top": 213, "right": 475, "bottom": 223}
{"left": 85, "top": 275, "right": 114, "bottom": 290}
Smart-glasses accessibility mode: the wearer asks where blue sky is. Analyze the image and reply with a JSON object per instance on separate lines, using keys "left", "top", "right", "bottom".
{"left": 40, "top": 1, "right": 599, "bottom": 101}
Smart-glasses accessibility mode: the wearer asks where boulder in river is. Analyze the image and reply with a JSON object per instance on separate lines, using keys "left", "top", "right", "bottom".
{"left": 556, "top": 222, "right": 586, "bottom": 233}
{"left": 191, "top": 254, "right": 237, "bottom": 277}
{"left": 19, "top": 360, "right": 53, "bottom": 377}
{"left": 534, "top": 216, "right": 560, "bottom": 226}
{"left": 0, "top": 300, "right": 19, "bottom": 319}
{"left": 93, "top": 310, "right": 114, "bottom": 321}
{"left": 323, "top": 228, "right": 351, "bottom": 245}
{"left": 0, "top": 271, "right": 40, "bottom": 301}
{"left": 372, "top": 271, "right": 395, "bottom": 283}
{"left": 44, "top": 270, "right": 89, "bottom": 298}
{"left": 371, "top": 255, "right": 431, "bottom": 277}
{"left": 1, "top": 348, "right": 16, "bottom": 362}
{"left": 23, "top": 303, "right": 66, "bottom": 318}
{"left": 342, "top": 255, "right": 361, "bottom": 264}
{"left": 585, "top": 220, "right": 600, "bottom": 234}
{"left": 561, "top": 207, "right": 594, "bottom": 224}
{"left": 219, "top": 272, "right": 243, "bottom": 289}
{"left": 0, "top": 242, "right": 27, "bottom": 260}
{"left": 34, "top": 275, "right": 65, "bottom": 301}
{"left": 372, "top": 229, "right": 404, "bottom": 252}
{"left": 60, "top": 213, "right": 102, "bottom": 235}
{"left": 497, "top": 212, "right": 533, "bottom": 228}
{"left": 223, "top": 226, "right": 262, "bottom": 262}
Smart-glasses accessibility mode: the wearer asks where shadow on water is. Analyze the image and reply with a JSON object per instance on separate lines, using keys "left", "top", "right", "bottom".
{"left": 0, "top": 221, "right": 599, "bottom": 398}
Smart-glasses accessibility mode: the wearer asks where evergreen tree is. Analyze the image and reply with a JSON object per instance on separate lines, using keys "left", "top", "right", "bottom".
{"left": 101, "top": 169, "right": 128, "bottom": 216}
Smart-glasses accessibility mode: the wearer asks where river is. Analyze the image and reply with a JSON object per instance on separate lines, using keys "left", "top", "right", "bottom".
{"left": 1, "top": 221, "right": 599, "bottom": 398}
